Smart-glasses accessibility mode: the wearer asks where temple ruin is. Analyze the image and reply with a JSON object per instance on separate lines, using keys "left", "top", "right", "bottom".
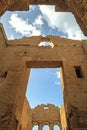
{"left": 0, "top": 0, "right": 87, "bottom": 130}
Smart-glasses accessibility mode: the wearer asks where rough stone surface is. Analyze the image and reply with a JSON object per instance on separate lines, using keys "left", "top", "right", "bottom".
{"left": 20, "top": 98, "right": 32, "bottom": 130}
{"left": 60, "top": 104, "right": 68, "bottom": 130}
{"left": 32, "top": 104, "right": 61, "bottom": 127}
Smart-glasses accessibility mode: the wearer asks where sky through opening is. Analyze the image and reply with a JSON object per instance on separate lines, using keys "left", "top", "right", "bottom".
{"left": 1, "top": 5, "right": 87, "bottom": 40}
{"left": 26, "top": 68, "right": 63, "bottom": 108}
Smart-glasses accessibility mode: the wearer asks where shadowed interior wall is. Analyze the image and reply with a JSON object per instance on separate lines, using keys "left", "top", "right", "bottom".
{"left": 20, "top": 98, "right": 32, "bottom": 130}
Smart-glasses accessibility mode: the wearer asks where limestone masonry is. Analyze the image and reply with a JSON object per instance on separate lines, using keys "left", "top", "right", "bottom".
{"left": 0, "top": 0, "right": 87, "bottom": 130}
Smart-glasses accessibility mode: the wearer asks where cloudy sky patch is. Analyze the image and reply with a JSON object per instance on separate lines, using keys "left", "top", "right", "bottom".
{"left": 1, "top": 5, "right": 87, "bottom": 40}
{"left": 9, "top": 13, "right": 42, "bottom": 36}
{"left": 33, "top": 15, "right": 43, "bottom": 25}
{"left": 39, "top": 5, "right": 87, "bottom": 40}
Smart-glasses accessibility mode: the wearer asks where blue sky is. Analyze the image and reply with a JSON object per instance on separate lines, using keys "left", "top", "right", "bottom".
{"left": 1, "top": 5, "right": 87, "bottom": 130}
{"left": 33, "top": 125, "right": 60, "bottom": 130}
{"left": 26, "top": 68, "right": 63, "bottom": 108}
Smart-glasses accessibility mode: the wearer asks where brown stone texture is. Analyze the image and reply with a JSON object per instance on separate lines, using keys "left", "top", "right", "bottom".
{"left": 32, "top": 104, "right": 61, "bottom": 127}
{"left": 20, "top": 98, "right": 32, "bottom": 130}
{"left": 60, "top": 104, "right": 68, "bottom": 130}
{"left": 0, "top": 0, "right": 14, "bottom": 16}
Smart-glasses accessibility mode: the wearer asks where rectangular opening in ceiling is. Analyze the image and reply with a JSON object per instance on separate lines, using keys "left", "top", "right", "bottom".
{"left": 1, "top": 5, "right": 86, "bottom": 40}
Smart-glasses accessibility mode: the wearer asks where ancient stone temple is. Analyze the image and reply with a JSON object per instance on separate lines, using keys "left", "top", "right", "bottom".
{"left": 0, "top": 0, "right": 87, "bottom": 130}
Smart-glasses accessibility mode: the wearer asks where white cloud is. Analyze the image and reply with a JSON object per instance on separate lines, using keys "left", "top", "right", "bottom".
{"left": 33, "top": 15, "right": 43, "bottom": 25}
{"left": 8, "top": 34, "right": 14, "bottom": 40}
{"left": 55, "top": 70, "right": 61, "bottom": 79}
{"left": 55, "top": 81, "right": 60, "bottom": 85}
{"left": 31, "top": 29, "right": 41, "bottom": 36}
{"left": 54, "top": 69, "right": 61, "bottom": 86}
{"left": 39, "top": 5, "right": 87, "bottom": 40}
{"left": 9, "top": 13, "right": 41, "bottom": 36}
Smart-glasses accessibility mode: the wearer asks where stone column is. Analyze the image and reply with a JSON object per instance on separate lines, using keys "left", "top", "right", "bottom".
{"left": 49, "top": 124, "right": 54, "bottom": 130}
{"left": 0, "top": 60, "right": 30, "bottom": 130}
{"left": 38, "top": 123, "right": 43, "bottom": 130}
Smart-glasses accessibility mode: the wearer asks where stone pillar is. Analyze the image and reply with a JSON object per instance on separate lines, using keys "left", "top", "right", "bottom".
{"left": 62, "top": 61, "right": 87, "bottom": 129}
{"left": 38, "top": 123, "right": 43, "bottom": 130}
{"left": 0, "top": 23, "right": 7, "bottom": 48}
{"left": 0, "top": 61, "right": 30, "bottom": 129}
{"left": 49, "top": 124, "right": 54, "bottom": 130}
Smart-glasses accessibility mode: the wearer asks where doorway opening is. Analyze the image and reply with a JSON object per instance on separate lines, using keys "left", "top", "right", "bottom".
{"left": 26, "top": 68, "right": 63, "bottom": 108}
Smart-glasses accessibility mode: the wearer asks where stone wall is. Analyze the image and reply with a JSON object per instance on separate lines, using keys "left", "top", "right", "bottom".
{"left": 0, "top": 23, "right": 87, "bottom": 130}
{"left": 60, "top": 104, "right": 68, "bottom": 130}
{"left": 0, "top": 24, "right": 31, "bottom": 130}
{"left": 20, "top": 98, "right": 32, "bottom": 130}
{"left": 32, "top": 104, "right": 61, "bottom": 126}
